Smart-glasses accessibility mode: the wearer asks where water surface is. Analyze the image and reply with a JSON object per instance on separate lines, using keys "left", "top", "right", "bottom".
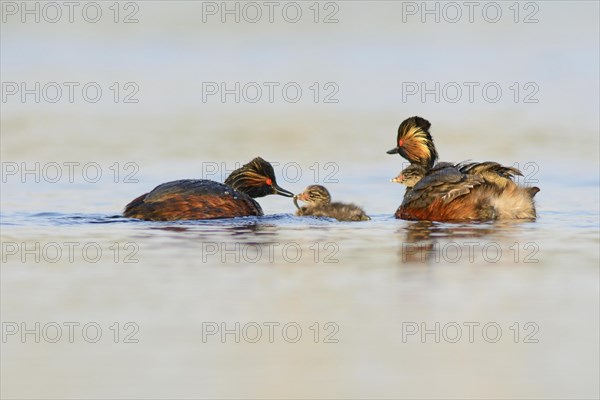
{"left": 1, "top": 1, "right": 599, "bottom": 399}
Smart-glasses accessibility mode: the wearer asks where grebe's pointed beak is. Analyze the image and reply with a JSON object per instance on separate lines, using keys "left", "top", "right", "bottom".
{"left": 390, "top": 175, "right": 402, "bottom": 183}
{"left": 272, "top": 184, "right": 294, "bottom": 198}
{"left": 292, "top": 195, "right": 300, "bottom": 210}
{"left": 388, "top": 145, "right": 411, "bottom": 161}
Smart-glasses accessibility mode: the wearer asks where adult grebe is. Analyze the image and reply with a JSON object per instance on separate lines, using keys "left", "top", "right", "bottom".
{"left": 387, "top": 117, "right": 540, "bottom": 221}
{"left": 124, "top": 157, "right": 293, "bottom": 221}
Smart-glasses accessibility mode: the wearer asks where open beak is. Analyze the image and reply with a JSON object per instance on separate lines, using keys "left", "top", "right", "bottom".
{"left": 390, "top": 175, "right": 402, "bottom": 183}
{"left": 272, "top": 184, "right": 294, "bottom": 198}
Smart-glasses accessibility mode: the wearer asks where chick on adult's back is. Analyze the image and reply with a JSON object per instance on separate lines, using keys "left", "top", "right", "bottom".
{"left": 387, "top": 117, "right": 540, "bottom": 222}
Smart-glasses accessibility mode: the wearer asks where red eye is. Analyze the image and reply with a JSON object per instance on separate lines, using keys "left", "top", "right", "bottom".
{"left": 265, "top": 178, "right": 273, "bottom": 186}
{"left": 399, "top": 139, "right": 404, "bottom": 147}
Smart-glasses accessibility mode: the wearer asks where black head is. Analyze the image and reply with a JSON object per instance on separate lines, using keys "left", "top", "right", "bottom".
{"left": 386, "top": 116, "right": 438, "bottom": 169}
{"left": 224, "top": 157, "right": 294, "bottom": 198}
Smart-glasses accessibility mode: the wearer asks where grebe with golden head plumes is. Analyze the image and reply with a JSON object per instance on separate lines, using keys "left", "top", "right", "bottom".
{"left": 123, "top": 157, "right": 293, "bottom": 221}
{"left": 388, "top": 117, "right": 540, "bottom": 222}
{"left": 293, "top": 185, "right": 370, "bottom": 222}
{"left": 387, "top": 116, "right": 439, "bottom": 170}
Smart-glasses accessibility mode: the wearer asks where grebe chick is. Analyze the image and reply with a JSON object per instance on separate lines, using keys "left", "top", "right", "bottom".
{"left": 293, "top": 185, "right": 370, "bottom": 222}
{"left": 391, "top": 162, "right": 458, "bottom": 188}
{"left": 391, "top": 164, "right": 428, "bottom": 188}
{"left": 387, "top": 117, "right": 540, "bottom": 222}
{"left": 123, "top": 157, "right": 293, "bottom": 221}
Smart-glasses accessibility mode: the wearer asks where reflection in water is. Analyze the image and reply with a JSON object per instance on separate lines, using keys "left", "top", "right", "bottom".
{"left": 148, "top": 219, "right": 282, "bottom": 245}
{"left": 397, "top": 220, "right": 535, "bottom": 265}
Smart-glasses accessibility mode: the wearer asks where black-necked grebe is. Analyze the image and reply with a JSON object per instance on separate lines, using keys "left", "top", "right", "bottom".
{"left": 124, "top": 157, "right": 293, "bottom": 221}
{"left": 387, "top": 117, "right": 540, "bottom": 222}
{"left": 293, "top": 185, "right": 370, "bottom": 222}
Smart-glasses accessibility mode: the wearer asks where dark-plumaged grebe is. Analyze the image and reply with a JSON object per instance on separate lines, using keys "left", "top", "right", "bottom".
{"left": 387, "top": 117, "right": 540, "bottom": 222}
{"left": 293, "top": 185, "right": 370, "bottom": 222}
{"left": 123, "top": 157, "right": 293, "bottom": 221}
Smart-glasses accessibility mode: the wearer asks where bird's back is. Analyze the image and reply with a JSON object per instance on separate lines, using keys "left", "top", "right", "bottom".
{"left": 124, "top": 179, "right": 263, "bottom": 221}
{"left": 398, "top": 162, "right": 539, "bottom": 221}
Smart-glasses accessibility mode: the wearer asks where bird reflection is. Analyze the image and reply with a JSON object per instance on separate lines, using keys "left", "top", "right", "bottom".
{"left": 397, "top": 220, "right": 532, "bottom": 265}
